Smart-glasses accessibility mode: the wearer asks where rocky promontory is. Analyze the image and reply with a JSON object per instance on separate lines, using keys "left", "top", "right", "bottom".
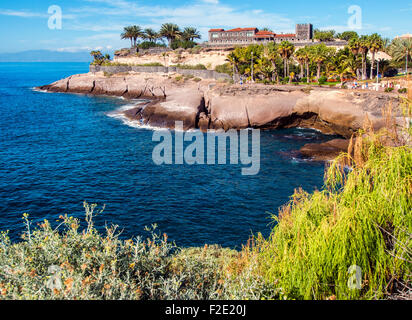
{"left": 38, "top": 71, "right": 403, "bottom": 159}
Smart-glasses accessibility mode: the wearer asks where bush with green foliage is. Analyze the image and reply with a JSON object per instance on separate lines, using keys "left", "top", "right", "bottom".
{"left": 256, "top": 109, "right": 412, "bottom": 299}
{"left": 318, "top": 76, "right": 328, "bottom": 85}
{"left": 0, "top": 203, "right": 276, "bottom": 300}
{"left": 172, "top": 64, "right": 207, "bottom": 70}
{"left": 171, "top": 40, "right": 197, "bottom": 50}
{"left": 137, "top": 41, "right": 167, "bottom": 49}
{"left": 215, "top": 63, "right": 233, "bottom": 75}
{"left": 314, "top": 29, "right": 336, "bottom": 42}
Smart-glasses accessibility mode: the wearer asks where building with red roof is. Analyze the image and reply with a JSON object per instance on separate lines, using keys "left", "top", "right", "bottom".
{"left": 208, "top": 24, "right": 313, "bottom": 45}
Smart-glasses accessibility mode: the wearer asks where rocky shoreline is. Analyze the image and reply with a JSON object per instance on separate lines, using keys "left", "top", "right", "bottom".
{"left": 38, "top": 71, "right": 402, "bottom": 160}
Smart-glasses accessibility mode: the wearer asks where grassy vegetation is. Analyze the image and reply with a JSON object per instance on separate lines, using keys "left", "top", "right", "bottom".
{"left": 170, "top": 64, "right": 207, "bottom": 70}
{"left": 97, "top": 62, "right": 165, "bottom": 67}
{"left": 215, "top": 63, "right": 233, "bottom": 76}
{"left": 255, "top": 99, "right": 412, "bottom": 300}
{"left": 0, "top": 101, "right": 410, "bottom": 300}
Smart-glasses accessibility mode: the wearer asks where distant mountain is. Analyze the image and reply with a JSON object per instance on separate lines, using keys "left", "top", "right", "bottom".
{"left": 0, "top": 50, "right": 94, "bottom": 62}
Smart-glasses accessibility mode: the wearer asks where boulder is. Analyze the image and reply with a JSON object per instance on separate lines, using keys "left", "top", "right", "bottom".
{"left": 141, "top": 89, "right": 204, "bottom": 130}
{"left": 300, "top": 139, "right": 350, "bottom": 161}
{"left": 66, "top": 74, "right": 95, "bottom": 93}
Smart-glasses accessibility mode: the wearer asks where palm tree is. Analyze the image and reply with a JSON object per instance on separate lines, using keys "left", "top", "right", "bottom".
{"left": 130, "top": 25, "right": 144, "bottom": 47}
{"left": 264, "top": 43, "right": 279, "bottom": 82}
{"left": 389, "top": 38, "right": 412, "bottom": 75}
{"left": 302, "top": 47, "right": 311, "bottom": 83}
{"left": 348, "top": 38, "right": 362, "bottom": 79}
{"left": 358, "top": 35, "right": 370, "bottom": 80}
{"left": 294, "top": 48, "right": 307, "bottom": 79}
{"left": 181, "top": 27, "right": 201, "bottom": 42}
{"left": 309, "top": 43, "right": 335, "bottom": 80}
{"left": 121, "top": 26, "right": 134, "bottom": 48}
{"left": 90, "top": 50, "right": 103, "bottom": 61}
{"left": 255, "top": 57, "right": 273, "bottom": 81}
{"left": 278, "top": 41, "right": 295, "bottom": 78}
{"left": 143, "top": 28, "right": 159, "bottom": 43}
{"left": 368, "top": 33, "right": 383, "bottom": 79}
{"left": 226, "top": 52, "right": 240, "bottom": 81}
{"left": 159, "top": 23, "right": 181, "bottom": 48}
{"left": 331, "top": 52, "right": 356, "bottom": 86}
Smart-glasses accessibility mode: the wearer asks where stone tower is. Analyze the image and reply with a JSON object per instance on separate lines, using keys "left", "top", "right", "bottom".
{"left": 295, "top": 24, "right": 313, "bottom": 40}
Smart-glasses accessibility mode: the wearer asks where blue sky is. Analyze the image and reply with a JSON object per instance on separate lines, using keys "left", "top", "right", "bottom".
{"left": 0, "top": 0, "right": 411, "bottom": 53}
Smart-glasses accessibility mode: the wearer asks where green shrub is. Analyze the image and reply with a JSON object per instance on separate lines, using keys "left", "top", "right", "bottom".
{"left": 172, "top": 64, "right": 207, "bottom": 70}
{"left": 398, "top": 88, "right": 407, "bottom": 94}
{"left": 137, "top": 41, "right": 166, "bottom": 49}
{"left": 193, "top": 77, "right": 202, "bottom": 82}
{"left": 256, "top": 127, "right": 412, "bottom": 299}
{"left": 385, "top": 87, "right": 394, "bottom": 93}
{"left": 171, "top": 40, "right": 197, "bottom": 50}
{"left": 137, "top": 62, "right": 164, "bottom": 67}
{"left": 215, "top": 63, "right": 233, "bottom": 75}
{"left": 318, "top": 76, "right": 328, "bottom": 85}
{"left": 189, "top": 46, "right": 203, "bottom": 54}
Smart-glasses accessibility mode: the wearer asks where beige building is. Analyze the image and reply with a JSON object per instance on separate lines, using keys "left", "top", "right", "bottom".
{"left": 208, "top": 24, "right": 313, "bottom": 45}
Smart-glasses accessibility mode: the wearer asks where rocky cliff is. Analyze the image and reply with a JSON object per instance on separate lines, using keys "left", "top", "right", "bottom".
{"left": 39, "top": 72, "right": 402, "bottom": 158}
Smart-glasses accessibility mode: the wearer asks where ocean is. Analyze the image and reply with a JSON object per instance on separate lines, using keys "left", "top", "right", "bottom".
{"left": 0, "top": 62, "right": 335, "bottom": 248}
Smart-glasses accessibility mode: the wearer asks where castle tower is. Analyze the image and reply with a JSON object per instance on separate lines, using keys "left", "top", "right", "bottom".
{"left": 295, "top": 24, "right": 313, "bottom": 40}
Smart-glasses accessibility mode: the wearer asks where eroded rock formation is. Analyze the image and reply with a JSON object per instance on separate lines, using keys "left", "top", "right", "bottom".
{"left": 39, "top": 72, "right": 402, "bottom": 160}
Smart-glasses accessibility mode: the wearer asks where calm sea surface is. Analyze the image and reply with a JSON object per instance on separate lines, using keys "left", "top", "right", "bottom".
{"left": 0, "top": 62, "right": 335, "bottom": 248}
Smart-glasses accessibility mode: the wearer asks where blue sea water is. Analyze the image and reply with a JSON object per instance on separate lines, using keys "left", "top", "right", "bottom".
{"left": 0, "top": 63, "right": 335, "bottom": 248}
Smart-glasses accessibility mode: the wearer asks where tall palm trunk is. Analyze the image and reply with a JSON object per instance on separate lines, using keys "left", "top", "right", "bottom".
{"left": 299, "top": 63, "right": 304, "bottom": 78}
{"left": 287, "top": 60, "right": 290, "bottom": 77}
{"left": 271, "top": 61, "right": 277, "bottom": 82}
{"left": 370, "top": 51, "right": 376, "bottom": 80}
{"left": 306, "top": 62, "right": 309, "bottom": 83}
{"left": 317, "top": 62, "right": 321, "bottom": 80}
{"left": 361, "top": 55, "right": 366, "bottom": 80}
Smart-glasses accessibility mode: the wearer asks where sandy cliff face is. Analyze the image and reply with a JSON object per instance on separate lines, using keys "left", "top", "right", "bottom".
{"left": 39, "top": 73, "right": 401, "bottom": 138}
{"left": 114, "top": 50, "right": 230, "bottom": 70}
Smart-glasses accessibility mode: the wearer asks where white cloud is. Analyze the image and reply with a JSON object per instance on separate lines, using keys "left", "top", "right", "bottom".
{"left": 201, "top": 0, "right": 219, "bottom": 4}
{"left": 67, "top": 1, "right": 295, "bottom": 33}
{"left": 0, "top": 9, "right": 47, "bottom": 18}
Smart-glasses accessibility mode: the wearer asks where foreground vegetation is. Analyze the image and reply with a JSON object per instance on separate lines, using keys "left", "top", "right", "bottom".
{"left": 0, "top": 101, "right": 411, "bottom": 300}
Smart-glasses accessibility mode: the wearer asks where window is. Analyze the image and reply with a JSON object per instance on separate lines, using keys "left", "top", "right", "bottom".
{"left": 247, "top": 32, "right": 254, "bottom": 37}
{"left": 212, "top": 33, "right": 219, "bottom": 38}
